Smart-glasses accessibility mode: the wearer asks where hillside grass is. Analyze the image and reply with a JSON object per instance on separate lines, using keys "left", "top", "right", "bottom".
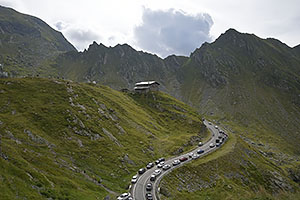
{"left": 0, "top": 77, "right": 208, "bottom": 199}
{"left": 159, "top": 122, "right": 300, "bottom": 200}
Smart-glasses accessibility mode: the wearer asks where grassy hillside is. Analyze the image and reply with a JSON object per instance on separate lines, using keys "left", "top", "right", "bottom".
{"left": 0, "top": 6, "right": 76, "bottom": 77}
{"left": 159, "top": 122, "right": 300, "bottom": 200}
{"left": 157, "top": 29, "right": 300, "bottom": 199}
{"left": 0, "top": 77, "right": 208, "bottom": 199}
{"left": 178, "top": 29, "right": 300, "bottom": 153}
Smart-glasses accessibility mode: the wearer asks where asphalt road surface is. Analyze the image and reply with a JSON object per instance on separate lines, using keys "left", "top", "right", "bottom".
{"left": 130, "top": 120, "right": 227, "bottom": 200}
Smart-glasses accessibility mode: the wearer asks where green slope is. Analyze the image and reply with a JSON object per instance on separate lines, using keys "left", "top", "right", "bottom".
{"left": 0, "top": 6, "right": 76, "bottom": 77}
{"left": 0, "top": 77, "right": 208, "bottom": 199}
{"left": 159, "top": 30, "right": 300, "bottom": 200}
{"left": 160, "top": 132, "right": 300, "bottom": 200}
{"left": 178, "top": 29, "right": 300, "bottom": 153}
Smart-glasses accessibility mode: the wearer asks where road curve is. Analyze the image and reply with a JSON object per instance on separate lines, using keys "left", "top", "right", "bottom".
{"left": 130, "top": 120, "right": 227, "bottom": 200}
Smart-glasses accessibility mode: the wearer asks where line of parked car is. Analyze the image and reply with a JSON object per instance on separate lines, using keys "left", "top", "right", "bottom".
{"left": 117, "top": 121, "right": 228, "bottom": 200}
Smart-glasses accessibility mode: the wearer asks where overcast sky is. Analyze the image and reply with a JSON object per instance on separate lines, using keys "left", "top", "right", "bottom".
{"left": 1, "top": 0, "right": 299, "bottom": 57}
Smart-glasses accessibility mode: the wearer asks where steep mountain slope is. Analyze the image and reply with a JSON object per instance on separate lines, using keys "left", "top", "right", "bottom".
{"left": 294, "top": 44, "right": 300, "bottom": 57}
{"left": 0, "top": 6, "right": 76, "bottom": 77}
{"left": 178, "top": 29, "right": 300, "bottom": 152}
{"left": 53, "top": 42, "right": 188, "bottom": 99}
{"left": 158, "top": 29, "right": 300, "bottom": 199}
{"left": 0, "top": 77, "right": 207, "bottom": 199}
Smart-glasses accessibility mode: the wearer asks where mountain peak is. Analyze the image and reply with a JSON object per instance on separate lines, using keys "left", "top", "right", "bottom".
{"left": 224, "top": 28, "right": 240, "bottom": 34}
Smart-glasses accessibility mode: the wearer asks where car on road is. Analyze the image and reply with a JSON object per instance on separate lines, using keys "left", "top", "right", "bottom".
{"left": 198, "top": 142, "right": 203, "bottom": 146}
{"left": 155, "top": 160, "right": 160, "bottom": 165}
{"left": 138, "top": 168, "right": 146, "bottom": 174}
{"left": 154, "top": 169, "right": 161, "bottom": 176}
{"left": 179, "top": 156, "right": 188, "bottom": 162}
{"left": 146, "top": 183, "right": 153, "bottom": 191}
{"left": 215, "top": 125, "right": 218, "bottom": 129}
{"left": 131, "top": 175, "right": 138, "bottom": 184}
{"left": 150, "top": 174, "right": 156, "bottom": 181}
{"left": 188, "top": 152, "right": 194, "bottom": 158}
{"left": 210, "top": 143, "right": 215, "bottom": 148}
{"left": 216, "top": 139, "right": 220, "bottom": 143}
{"left": 197, "top": 149, "right": 204, "bottom": 154}
{"left": 117, "top": 192, "right": 132, "bottom": 200}
{"left": 208, "top": 122, "right": 212, "bottom": 125}
{"left": 158, "top": 157, "right": 165, "bottom": 162}
{"left": 145, "top": 193, "right": 153, "bottom": 200}
{"left": 192, "top": 154, "right": 200, "bottom": 160}
{"left": 172, "top": 159, "right": 180, "bottom": 166}
{"left": 216, "top": 143, "right": 220, "bottom": 147}
{"left": 157, "top": 161, "right": 164, "bottom": 168}
{"left": 162, "top": 164, "right": 171, "bottom": 170}
{"left": 147, "top": 162, "right": 154, "bottom": 169}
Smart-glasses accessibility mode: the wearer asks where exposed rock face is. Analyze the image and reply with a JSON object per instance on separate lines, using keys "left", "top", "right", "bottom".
{"left": 0, "top": 64, "right": 8, "bottom": 78}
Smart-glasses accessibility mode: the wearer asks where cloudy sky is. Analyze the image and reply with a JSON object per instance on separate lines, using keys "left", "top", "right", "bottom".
{"left": 1, "top": 0, "right": 299, "bottom": 57}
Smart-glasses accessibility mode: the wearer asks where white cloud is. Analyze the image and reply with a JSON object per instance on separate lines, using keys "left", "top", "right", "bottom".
{"left": 0, "top": 0, "right": 300, "bottom": 54}
{"left": 134, "top": 8, "right": 213, "bottom": 57}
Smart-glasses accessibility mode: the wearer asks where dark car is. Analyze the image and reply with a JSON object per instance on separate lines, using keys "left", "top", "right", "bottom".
{"left": 150, "top": 174, "right": 156, "bottom": 181}
{"left": 197, "top": 149, "right": 204, "bottom": 154}
{"left": 146, "top": 183, "right": 152, "bottom": 191}
{"left": 146, "top": 162, "right": 154, "bottom": 169}
{"left": 145, "top": 193, "right": 153, "bottom": 200}
{"left": 216, "top": 139, "right": 220, "bottom": 143}
{"left": 138, "top": 168, "right": 146, "bottom": 174}
{"left": 158, "top": 157, "right": 165, "bottom": 162}
{"left": 179, "top": 157, "right": 188, "bottom": 162}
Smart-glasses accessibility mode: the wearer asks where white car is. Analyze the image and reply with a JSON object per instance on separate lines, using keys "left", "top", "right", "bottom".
{"left": 208, "top": 122, "right": 212, "bottom": 125}
{"left": 198, "top": 142, "right": 203, "bottom": 146}
{"left": 131, "top": 175, "right": 138, "bottom": 184}
{"left": 210, "top": 143, "right": 215, "bottom": 148}
{"left": 188, "top": 152, "right": 194, "bottom": 158}
{"left": 157, "top": 161, "right": 165, "bottom": 168}
{"left": 117, "top": 192, "right": 132, "bottom": 200}
{"left": 154, "top": 169, "right": 161, "bottom": 176}
{"left": 172, "top": 159, "right": 180, "bottom": 166}
{"left": 214, "top": 125, "right": 218, "bottom": 129}
{"left": 192, "top": 154, "right": 200, "bottom": 160}
{"left": 162, "top": 164, "right": 171, "bottom": 170}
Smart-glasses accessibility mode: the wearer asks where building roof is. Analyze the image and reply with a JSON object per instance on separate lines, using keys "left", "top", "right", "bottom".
{"left": 134, "top": 86, "right": 150, "bottom": 90}
{"left": 135, "top": 81, "right": 160, "bottom": 86}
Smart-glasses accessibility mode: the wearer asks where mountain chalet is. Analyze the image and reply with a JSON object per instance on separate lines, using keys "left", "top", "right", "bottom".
{"left": 134, "top": 81, "right": 160, "bottom": 93}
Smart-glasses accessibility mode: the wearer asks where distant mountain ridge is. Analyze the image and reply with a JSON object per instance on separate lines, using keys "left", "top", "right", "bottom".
{"left": 0, "top": 5, "right": 76, "bottom": 76}
{"left": 1, "top": 6, "right": 300, "bottom": 199}
{"left": 1, "top": 7, "right": 300, "bottom": 151}
{"left": 1, "top": 4, "right": 300, "bottom": 153}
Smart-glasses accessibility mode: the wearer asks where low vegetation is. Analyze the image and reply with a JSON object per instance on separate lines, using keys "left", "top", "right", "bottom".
{"left": 0, "top": 77, "right": 208, "bottom": 199}
{"left": 159, "top": 122, "right": 300, "bottom": 200}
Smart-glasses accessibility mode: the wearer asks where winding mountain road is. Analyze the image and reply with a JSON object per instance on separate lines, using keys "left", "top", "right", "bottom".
{"left": 130, "top": 120, "right": 227, "bottom": 200}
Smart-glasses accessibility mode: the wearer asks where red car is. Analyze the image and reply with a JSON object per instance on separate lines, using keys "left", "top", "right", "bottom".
{"left": 179, "top": 157, "right": 188, "bottom": 162}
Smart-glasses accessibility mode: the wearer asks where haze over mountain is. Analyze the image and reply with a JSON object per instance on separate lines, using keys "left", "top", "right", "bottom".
{"left": 1, "top": 5, "right": 300, "bottom": 200}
